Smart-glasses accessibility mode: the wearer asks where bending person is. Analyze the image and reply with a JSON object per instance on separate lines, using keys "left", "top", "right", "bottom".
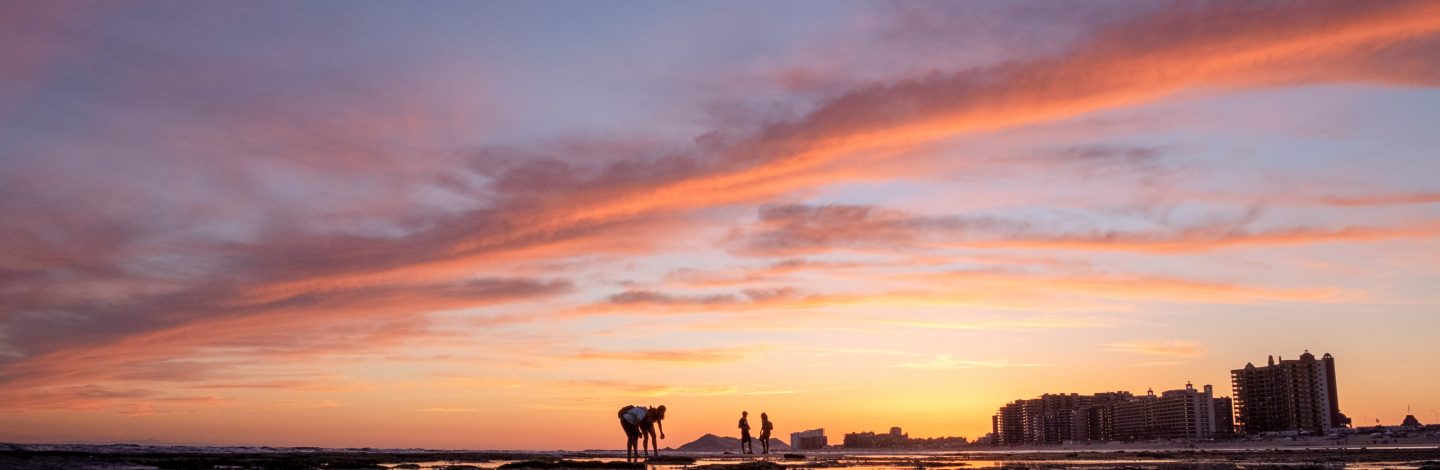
{"left": 618, "top": 405, "right": 647, "bottom": 462}
{"left": 639, "top": 405, "right": 667, "bottom": 458}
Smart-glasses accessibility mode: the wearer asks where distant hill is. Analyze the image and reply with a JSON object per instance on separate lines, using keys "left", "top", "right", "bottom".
{"left": 675, "top": 434, "right": 789, "bottom": 452}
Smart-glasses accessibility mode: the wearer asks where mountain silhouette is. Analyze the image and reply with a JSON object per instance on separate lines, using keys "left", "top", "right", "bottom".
{"left": 675, "top": 434, "right": 790, "bottom": 452}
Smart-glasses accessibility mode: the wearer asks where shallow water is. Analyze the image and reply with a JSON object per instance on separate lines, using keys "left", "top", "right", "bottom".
{"left": 380, "top": 455, "right": 1436, "bottom": 470}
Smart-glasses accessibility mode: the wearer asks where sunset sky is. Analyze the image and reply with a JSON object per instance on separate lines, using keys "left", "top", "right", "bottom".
{"left": 3, "top": 1, "right": 1440, "bottom": 450}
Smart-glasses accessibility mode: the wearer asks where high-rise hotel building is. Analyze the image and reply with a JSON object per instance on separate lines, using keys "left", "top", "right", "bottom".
{"left": 1231, "top": 351, "right": 1350, "bottom": 434}
{"left": 991, "top": 385, "right": 1232, "bottom": 445}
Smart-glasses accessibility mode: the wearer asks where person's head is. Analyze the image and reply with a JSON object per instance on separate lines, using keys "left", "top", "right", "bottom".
{"left": 742, "top": 411, "right": 748, "bottom": 416}
{"left": 761, "top": 412, "right": 768, "bottom": 420}
{"left": 653, "top": 405, "right": 666, "bottom": 420}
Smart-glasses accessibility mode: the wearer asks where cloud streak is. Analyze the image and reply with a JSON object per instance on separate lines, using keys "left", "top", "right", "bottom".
{"left": 897, "top": 355, "right": 1051, "bottom": 370}
{"left": 567, "top": 348, "right": 756, "bottom": 365}
{"left": 729, "top": 203, "right": 1440, "bottom": 256}
{"left": 1103, "top": 340, "right": 1207, "bottom": 358}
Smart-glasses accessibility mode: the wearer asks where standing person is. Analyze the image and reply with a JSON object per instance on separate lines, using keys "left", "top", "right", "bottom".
{"left": 639, "top": 405, "right": 667, "bottom": 459}
{"left": 759, "top": 413, "right": 774, "bottom": 454}
{"left": 618, "top": 405, "right": 647, "bottom": 462}
{"left": 738, "top": 411, "right": 753, "bottom": 454}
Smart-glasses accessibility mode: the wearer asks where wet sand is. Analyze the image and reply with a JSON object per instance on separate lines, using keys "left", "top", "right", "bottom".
{"left": 2, "top": 445, "right": 1439, "bottom": 470}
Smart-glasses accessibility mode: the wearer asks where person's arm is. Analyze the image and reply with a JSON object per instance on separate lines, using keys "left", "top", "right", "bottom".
{"left": 657, "top": 419, "right": 665, "bottom": 439}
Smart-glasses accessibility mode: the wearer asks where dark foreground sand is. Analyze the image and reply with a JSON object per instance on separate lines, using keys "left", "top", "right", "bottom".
{"left": 2, "top": 446, "right": 1439, "bottom": 470}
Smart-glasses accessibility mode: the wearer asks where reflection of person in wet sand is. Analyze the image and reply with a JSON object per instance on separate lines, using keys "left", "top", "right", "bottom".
{"left": 759, "top": 412, "right": 773, "bottom": 454}
{"left": 618, "top": 404, "right": 667, "bottom": 462}
{"left": 738, "top": 411, "right": 753, "bottom": 454}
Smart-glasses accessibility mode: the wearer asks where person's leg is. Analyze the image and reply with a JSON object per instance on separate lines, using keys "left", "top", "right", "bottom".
{"left": 645, "top": 423, "right": 660, "bottom": 457}
{"left": 622, "top": 419, "right": 640, "bottom": 462}
{"left": 619, "top": 408, "right": 635, "bottom": 462}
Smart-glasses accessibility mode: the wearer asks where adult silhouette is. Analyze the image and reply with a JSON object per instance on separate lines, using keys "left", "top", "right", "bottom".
{"left": 738, "top": 411, "right": 753, "bottom": 454}
{"left": 618, "top": 404, "right": 667, "bottom": 462}
{"left": 759, "top": 412, "right": 773, "bottom": 454}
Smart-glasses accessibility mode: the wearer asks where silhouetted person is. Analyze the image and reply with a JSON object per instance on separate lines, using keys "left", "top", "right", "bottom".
{"left": 640, "top": 405, "right": 667, "bottom": 459}
{"left": 620, "top": 405, "right": 665, "bottom": 461}
{"left": 619, "top": 405, "right": 646, "bottom": 462}
{"left": 759, "top": 412, "right": 773, "bottom": 454}
{"left": 738, "top": 411, "right": 753, "bottom": 454}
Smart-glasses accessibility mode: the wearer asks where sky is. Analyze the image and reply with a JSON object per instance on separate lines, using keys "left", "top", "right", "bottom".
{"left": 2, "top": 0, "right": 1440, "bottom": 450}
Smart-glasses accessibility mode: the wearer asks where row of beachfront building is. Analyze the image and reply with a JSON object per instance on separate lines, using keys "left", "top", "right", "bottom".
{"left": 989, "top": 350, "right": 1349, "bottom": 445}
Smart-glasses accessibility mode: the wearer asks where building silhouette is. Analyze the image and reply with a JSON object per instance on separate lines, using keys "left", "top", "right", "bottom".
{"left": 991, "top": 384, "right": 1233, "bottom": 445}
{"left": 789, "top": 428, "right": 827, "bottom": 450}
{"left": 842, "top": 427, "right": 968, "bottom": 449}
{"left": 1111, "top": 383, "right": 1228, "bottom": 440}
{"left": 1213, "top": 396, "right": 1235, "bottom": 437}
{"left": 1231, "top": 351, "right": 1349, "bottom": 434}
{"left": 843, "top": 428, "right": 905, "bottom": 448}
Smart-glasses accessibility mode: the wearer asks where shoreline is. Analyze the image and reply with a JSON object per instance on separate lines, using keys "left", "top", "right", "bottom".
{"left": 5, "top": 442, "right": 1440, "bottom": 469}
{"left": 4, "top": 439, "right": 1440, "bottom": 455}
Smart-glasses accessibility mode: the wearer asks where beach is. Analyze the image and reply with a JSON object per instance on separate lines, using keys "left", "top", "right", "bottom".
{"left": 3, "top": 443, "right": 1440, "bottom": 470}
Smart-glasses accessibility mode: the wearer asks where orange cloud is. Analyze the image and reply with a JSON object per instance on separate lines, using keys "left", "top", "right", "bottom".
{"left": 913, "top": 270, "right": 1345, "bottom": 304}
{"left": 431, "top": 1, "right": 1440, "bottom": 273}
{"left": 0, "top": 277, "right": 570, "bottom": 410}
{"left": 416, "top": 407, "right": 481, "bottom": 413}
{"left": 573, "top": 263, "right": 1342, "bottom": 327}
{"left": 555, "top": 380, "right": 739, "bottom": 397}
{"left": 882, "top": 317, "right": 1104, "bottom": 331}
{"left": 729, "top": 203, "right": 1440, "bottom": 255}
{"left": 981, "top": 222, "right": 1440, "bottom": 253}
{"left": 578, "top": 287, "right": 1107, "bottom": 317}
{"left": 896, "top": 354, "right": 1051, "bottom": 370}
{"left": 1317, "top": 192, "right": 1440, "bottom": 207}
{"left": 1103, "top": 340, "right": 1207, "bottom": 358}
{"left": 568, "top": 348, "right": 755, "bottom": 365}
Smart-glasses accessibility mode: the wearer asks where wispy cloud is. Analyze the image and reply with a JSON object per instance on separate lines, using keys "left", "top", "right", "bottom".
{"left": 416, "top": 407, "right": 480, "bottom": 413}
{"left": 1315, "top": 192, "right": 1440, "bottom": 207}
{"left": 1103, "top": 340, "right": 1207, "bottom": 358}
{"left": 896, "top": 354, "right": 1050, "bottom": 370}
{"left": 728, "top": 203, "right": 1440, "bottom": 256}
{"left": 567, "top": 348, "right": 756, "bottom": 365}
{"left": 555, "top": 380, "right": 739, "bottom": 397}
{"left": 883, "top": 318, "right": 1104, "bottom": 331}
